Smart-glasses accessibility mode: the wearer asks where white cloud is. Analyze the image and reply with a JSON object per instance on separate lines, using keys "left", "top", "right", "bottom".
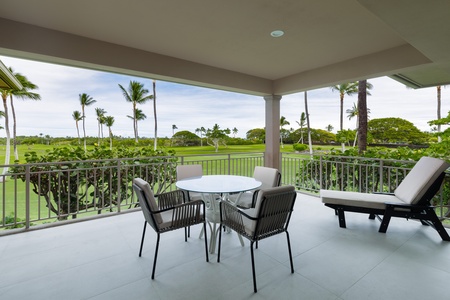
{"left": 1, "top": 55, "right": 449, "bottom": 139}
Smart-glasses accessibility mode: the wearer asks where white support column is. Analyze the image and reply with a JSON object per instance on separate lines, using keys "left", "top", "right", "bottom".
{"left": 264, "top": 95, "right": 282, "bottom": 170}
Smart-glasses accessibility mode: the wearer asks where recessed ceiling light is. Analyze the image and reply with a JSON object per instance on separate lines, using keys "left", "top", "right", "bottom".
{"left": 270, "top": 30, "right": 284, "bottom": 38}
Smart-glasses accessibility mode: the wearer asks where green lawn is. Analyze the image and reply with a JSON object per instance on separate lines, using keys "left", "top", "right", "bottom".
{"left": 0, "top": 142, "right": 323, "bottom": 163}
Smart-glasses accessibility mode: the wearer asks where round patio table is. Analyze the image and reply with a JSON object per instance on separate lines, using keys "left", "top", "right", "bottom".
{"left": 176, "top": 175, "right": 261, "bottom": 253}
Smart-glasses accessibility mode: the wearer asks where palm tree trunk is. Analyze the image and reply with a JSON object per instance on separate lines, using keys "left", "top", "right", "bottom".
{"left": 133, "top": 102, "right": 138, "bottom": 143}
{"left": 97, "top": 121, "right": 101, "bottom": 146}
{"left": 153, "top": 80, "right": 158, "bottom": 151}
{"left": 76, "top": 123, "right": 81, "bottom": 145}
{"left": 340, "top": 95, "right": 346, "bottom": 152}
{"left": 437, "top": 86, "right": 442, "bottom": 142}
{"left": 357, "top": 80, "right": 368, "bottom": 153}
{"left": 304, "top": 91, "right": 313, "bottom": 158}
{"left": 2, "top": 95, "right": 11, "bottom": 176}
{"left": 82, "top": 107, "right": 87, "bottom": 151}
{"left": 9, "top": 95, "right": 19, "bottom": 160}
{"left": 109, "top": 128, "right": 113, "bottom": 150}
{"left": 352, "top": 116, "right": 359, "bottom": 147}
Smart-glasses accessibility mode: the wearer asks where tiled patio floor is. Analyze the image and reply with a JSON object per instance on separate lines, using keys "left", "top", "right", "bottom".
{"left": 1, "top": 193, "right": 450, "bottom": 300}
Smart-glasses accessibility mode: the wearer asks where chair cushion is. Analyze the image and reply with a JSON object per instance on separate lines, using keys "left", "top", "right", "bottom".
{"left": 176, "top": 165, "right": 203, "bottom": 181}
{"left": 394, "top": 157, "right": 449, "bottom": 204}
{"left": 188, "top": 191, "right": 203, "bottom": 201}
{"left": 133, "top": 178, "right": 163, "bottom": 224}
{"left": 159, "top": 209, "right": 205, "bottom": 230}
{"left": 253, "top": 166, "right": 280, "bottom": 189}
{"left": 242, "top": 208, "right": 258, "bottom": 236}
{"left": 320, "top": 190, "right": 402, "bottom": 210}
{"left": 234, "top": 192, "right": 253, "bottom": 208}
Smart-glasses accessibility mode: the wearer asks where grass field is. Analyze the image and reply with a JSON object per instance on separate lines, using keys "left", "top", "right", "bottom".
{"left": 0, "top": 142, "right": 328, "bottom": 163}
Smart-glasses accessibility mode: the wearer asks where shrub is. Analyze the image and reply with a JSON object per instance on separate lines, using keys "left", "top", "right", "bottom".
{"left": 293, "top": 143, "right": 308, "bottom": 152}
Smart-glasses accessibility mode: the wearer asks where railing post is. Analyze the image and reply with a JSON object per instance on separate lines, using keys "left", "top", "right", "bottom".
{"left": 319, "top": 155, "right": 323, "bottom": 189}
{"left": 379, "top": 160, "right": 384, "bottom": 193}
{"left": 228, "top": 154, "right": 231, "bottom": 175}
{"left": 25, "top": 165, "right": 30, "bottom": 229}
{"left": 117, "top": 159, "right": 121, "bottom": 213}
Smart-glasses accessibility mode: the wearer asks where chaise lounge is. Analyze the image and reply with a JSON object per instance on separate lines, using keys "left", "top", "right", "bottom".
{"left": 320, "top": 156, "right": 450, "bottom": 241}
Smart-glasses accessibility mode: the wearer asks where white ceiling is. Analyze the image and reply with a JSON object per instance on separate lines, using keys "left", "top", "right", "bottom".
{"left": 0, "top": 0, "right": 449, "bottom": 95}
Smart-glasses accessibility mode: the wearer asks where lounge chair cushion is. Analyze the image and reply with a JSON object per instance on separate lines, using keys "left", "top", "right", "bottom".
{"left": 394, "top": 157, "right": 449, "bottom": 204}
{"left": 320, "top": 190, "right": 402, "bottom": 210}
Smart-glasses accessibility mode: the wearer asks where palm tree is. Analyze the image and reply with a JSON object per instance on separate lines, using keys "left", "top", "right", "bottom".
{"left": 127, "top": 108, "right": 147, "bottom": 139}
{"left": 72, "top": 110, "right": 83, "bottom": 145}
{"left": 8, "top": 68, "right": 41, "bottom": 160}
{"left": 325, "top": 124, "right": 334, "bottom": 132}
{"left": 330, "top": 82, "right": 358, "bottom": 131}
{"left": 152, "top": 80, "right": 158, "bottom": 150}
{"left": 330, "top": 82, "right": 358, "bottom": 151}
{"left": 118, "top": 81, "right": 152, "bottom": 143}
{"left": 346, "top": 102, "right": 371, "bottom": 147}
{"left": 280, "top": 116, "right": 290, "bottom": 148}
{"left": 232, "top": 127, "right": 238, "bottom": 138}
{"left": 95, "top": 107, "right": 106, "bottom": 146}
{"left": 79, "top": 93, "right": 97, "bottom": 151}
{"left": 295, "top": 112, "right": 306, "bottom": 143}
{"left": 172, "top": 124, "right": 178, "bottom": 136}
{"left": 200, "top": 127, "right": 206, "bottom": 146}
{"left": 104, "top": 116, "right": 115, "bottom": 150}
{"left": 196, "top": 127, "right": 206, "bottom": 146}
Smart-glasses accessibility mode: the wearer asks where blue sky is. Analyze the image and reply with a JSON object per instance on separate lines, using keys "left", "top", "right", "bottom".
{"left": 1, "top": 55, "right": 449, "bottom": 139}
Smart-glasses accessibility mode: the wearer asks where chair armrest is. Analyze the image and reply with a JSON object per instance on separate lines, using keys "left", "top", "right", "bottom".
{"left": 220, "top": 200, "right": 257, "bottom": 220}
{"left": 374, "top": 192, "right": 394, "bottom": 195}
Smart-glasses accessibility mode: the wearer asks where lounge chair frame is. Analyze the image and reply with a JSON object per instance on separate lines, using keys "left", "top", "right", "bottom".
{"left": 324, "top": 172, "right": 450, "bottom": 241}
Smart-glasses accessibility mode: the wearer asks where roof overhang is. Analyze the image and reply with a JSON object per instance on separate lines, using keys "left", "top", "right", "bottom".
{"left": 0, "top": 0, "right": 449, "bottom": 95}
{"left": 0, "top": 59, "right": 22, "bottom": 90}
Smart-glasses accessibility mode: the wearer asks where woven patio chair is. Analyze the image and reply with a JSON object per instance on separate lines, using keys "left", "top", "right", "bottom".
{"left": 176, "top": 164, "right": 203, "bottom": 201}
{"left": 133, "top": 178, "right": 209, "bottom": 279}
{"left": 217, "top": 185, "right": 297, "bottom": 292}
{"left": 231, "top": 166, "right": 281, "bottom": 209}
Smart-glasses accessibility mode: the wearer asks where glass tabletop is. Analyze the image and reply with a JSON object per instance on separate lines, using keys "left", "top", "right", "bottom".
{"left": 175, "top": 175, "right": 261, "bottom": 194}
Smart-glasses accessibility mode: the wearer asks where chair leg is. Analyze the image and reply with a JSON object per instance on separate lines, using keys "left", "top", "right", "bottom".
{"left": 151, "top": 233, "right": 161, "bottom": 280}
{"left": 184, "top": 227, "right": 188, "bottom": 242}
{"left": 379, "top": 209, "right": 393, "bottom": 233}
{"left": 139, "top": 221, "right": 147, "bottom": 257}
{"left": 250, "top": 241, "right": 257, "bottom": 293}
{"left": 203, "top": 222, "right": 209, "bottom": 262}
{"left": 337, "top": 208, "right": 346, "bottom": 228}
{"left": 286, "top": 231, "right": 294, "bottom": 273}
{"left": 423, "top": 207, "right": 450, "bottom": 241}
{"left": 217, "top": 222, "right": 222, "bottom": 263}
